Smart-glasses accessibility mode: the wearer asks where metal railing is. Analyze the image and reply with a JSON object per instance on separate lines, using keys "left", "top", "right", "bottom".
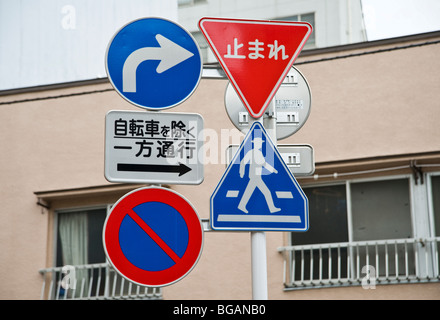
{"left": 278, "top": 237, "right": 440, "bottom": 289}
{"left": 39, "top": 263, "right": 162, "bottom": 300}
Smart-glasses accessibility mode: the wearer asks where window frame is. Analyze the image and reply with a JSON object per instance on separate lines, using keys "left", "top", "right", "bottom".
{"left": 290, "top": 174, "right": 414, "bottom": 247}
{"left": 53, "top": 204, "right": 111, "bottom": 268}
{"left": 45, "top": 203, "right": 163, "bottom": 299}
{"left": 427, "top": 172, "right": 440, "bottom": 237}
{"left": 281, "top": 172, "right": 440, "bottom": 289}
{"left": 177, "top": 0, "right": 206, "bottom": 7}
{"left": 275, "top": 12, "right": 316, "bottom": 48}
{"left": 37, "top": 184, "right": 164, "bottom": 299}
{"left": 426, "top": 172, "right": 440, "bottom": 277}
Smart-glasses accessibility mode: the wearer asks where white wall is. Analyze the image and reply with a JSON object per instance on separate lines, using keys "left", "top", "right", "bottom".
{"left": 178, "top": 0, "right": 367, "bottom": 48}
{"left": 0, "top": 0, "right": 178, "bottom": 90}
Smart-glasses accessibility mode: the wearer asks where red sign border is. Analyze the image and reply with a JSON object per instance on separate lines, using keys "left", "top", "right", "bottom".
{"left": 103, "top": 186, "right": 204, "bottom": 287}
{"left": 198, "top": 17, "right": 312, "bottom": 118}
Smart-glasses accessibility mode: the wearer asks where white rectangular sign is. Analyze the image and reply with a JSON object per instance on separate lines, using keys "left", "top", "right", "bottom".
{"left": 226, "top": 144, "right": 314, "bottom": 176}
{"left": 105, "top": 110, "right": 204, "bottom": 185}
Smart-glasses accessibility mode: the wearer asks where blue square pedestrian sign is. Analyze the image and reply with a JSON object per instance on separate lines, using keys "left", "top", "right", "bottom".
{"left": 210, "top": 122, "right": 309, "bottom": 231}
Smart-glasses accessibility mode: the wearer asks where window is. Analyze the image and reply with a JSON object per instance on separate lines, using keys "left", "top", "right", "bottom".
{"left": 292, "top": 184, "right": 348, "bottom": 245}
{"left": 56, "top": 207, "right": 107, "bottom": 269}
{"left": 350, "top": 179, "right": 412, "bottom": 241}
{"left": 55, "top": 207, "right": 107, "bottom": 298}
{"left": 430, "top": 173, "right": 440, "bottom": 278}
{"left": 276, "top": 13, "right": 316, "bottom": 48}
{"left": 431, "top": 175, "right": 440, "bottom": 237}
{"left": 40, "top": 204, "right": 162, "bottom": 299}
{"left": 178, "top": 0, "right": 206, "bottom": 7}
{"left": 192, "top": 31, "right": 211, "bottom": 64}
{"left": 280, "top": 174, "right": 440, "bottom": 289}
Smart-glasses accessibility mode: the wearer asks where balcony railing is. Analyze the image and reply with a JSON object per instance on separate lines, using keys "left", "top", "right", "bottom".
{"left": 39, "top": 262, "right": 162, "bottom": 300}
{"left": 278, "top": 237, "right": 440, "bottom": 290}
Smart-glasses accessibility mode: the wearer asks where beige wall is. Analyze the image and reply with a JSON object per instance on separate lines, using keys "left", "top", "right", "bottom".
{"left": 0, "top": 33, "right": 439, "bottom": 299}
{"left": 287, "top": 38, "right": 440, "bottom": 163}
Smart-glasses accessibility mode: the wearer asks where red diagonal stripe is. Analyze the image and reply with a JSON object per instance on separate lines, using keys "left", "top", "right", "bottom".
{"left": 126, "top": 209, "right": 181, "bottom": 263}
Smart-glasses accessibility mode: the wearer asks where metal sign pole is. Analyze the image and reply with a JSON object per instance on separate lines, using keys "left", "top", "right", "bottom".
{"left": 251, "top": 231, "right": 268, "bottom": 300}
{"left": 250, "top": 100, "right": 277, "bottom": 300}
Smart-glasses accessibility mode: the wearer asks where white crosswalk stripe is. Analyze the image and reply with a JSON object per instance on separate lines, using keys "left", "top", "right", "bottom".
{"left": 225, "top": 190, "right": 293, "bottom": 199}
{"left": 218, "top": 214, "right": 301, "bottom": 223}
{"left": 226, "top": 190, "right": 240, "bottom": 197}
{"left": 275, "top": 191, "right": 293, "bottom": 199}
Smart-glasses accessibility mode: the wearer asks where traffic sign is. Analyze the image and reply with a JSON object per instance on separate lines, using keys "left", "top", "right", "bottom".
{"left": 227, "top": 144, "right": 315, "bottom": 177}
{"left": 225, "top": 67, "right": 311, "bottom": 140}
{"left": 199, "top": 17, "right": 312, "bottom": 118}
{"left": 211, "top": 122, "right": 309, "bottom": 231}
{"left": 103, "top": 187, "right": 204, "bottom": 287}
{"left": 106, "top": 17, "right": 202, "bottom": 110}
{"left": 104, "top": 110, "right": 204, "bottom": 185}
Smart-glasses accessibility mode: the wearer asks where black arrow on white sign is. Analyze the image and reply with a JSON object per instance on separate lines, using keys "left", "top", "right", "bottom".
{"left": 117, "top": 163, "right": 192, "bottom": 176}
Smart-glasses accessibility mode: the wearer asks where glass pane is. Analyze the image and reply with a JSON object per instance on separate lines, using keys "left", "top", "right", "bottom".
{"left": 299, "top": 13, "right": 315, "bottom": 46}
{"left": 178, "top": 0, "right": 192, "bottom": 6}
{"left": 301, "top": 13, "right": 315, "bottom": 25}
{"left": 192, "top": 31, "right": 210, "bottom": 63}
{"left": 351, "top": 178, "right": 411, "bottom": 241}
{"left": 56, "top": 208, "right": 107, "bottom": 298}
{"left": 276, "top": 13, "right": 315, "bottom": 47}
{"left": 87, "top": 210, "right": 107, "bottom": 264}
{"left": 292, "top": 184, "right": 348, "bottom": 245}
{"left": 432, "top": 175, "right": 440, "bottom": 236}
{"left": 432, "top": 175, "right": 440, "bottom": 280}
{"left": 57, "top": 208, "right": 107, "bottom": 267}
{"left": 277, "top": 15, "right": 299, "bottom": 22}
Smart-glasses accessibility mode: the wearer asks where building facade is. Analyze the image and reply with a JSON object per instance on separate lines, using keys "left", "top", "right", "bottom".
{"left": 0, "top": 0, "right": 178, "bottom": 91}
{"left": 179, "top": 0, "right": 367, "bottom": 64}
{"left": 0, "top": 27, "right": 439, "bottom": 299}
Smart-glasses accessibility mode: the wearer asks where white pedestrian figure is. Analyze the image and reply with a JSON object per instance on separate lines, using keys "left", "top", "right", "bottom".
{"left": 238, "top": 137, "right": 281, "bottom": 213}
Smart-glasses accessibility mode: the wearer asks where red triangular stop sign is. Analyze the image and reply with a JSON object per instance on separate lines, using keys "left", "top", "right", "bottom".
{"left": 199, "top": 17, "right": 312, "bottom": 118}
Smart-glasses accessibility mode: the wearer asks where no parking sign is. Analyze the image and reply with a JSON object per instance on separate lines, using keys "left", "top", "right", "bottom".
{"left": 103, "top": 187, "right": 204, "bottom": 287}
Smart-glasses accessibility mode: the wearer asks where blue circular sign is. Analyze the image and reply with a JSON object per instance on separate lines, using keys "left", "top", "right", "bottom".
{"left": 119, "top": 201, "right": 189, "bottom": 272}
{"left": 105, "top": 18, "right": 202, "bottom": 110}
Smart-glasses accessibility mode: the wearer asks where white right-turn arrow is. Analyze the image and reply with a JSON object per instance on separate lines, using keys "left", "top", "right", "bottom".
{"left": 122, "top": 34, "right": 194, "bottom": 93}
